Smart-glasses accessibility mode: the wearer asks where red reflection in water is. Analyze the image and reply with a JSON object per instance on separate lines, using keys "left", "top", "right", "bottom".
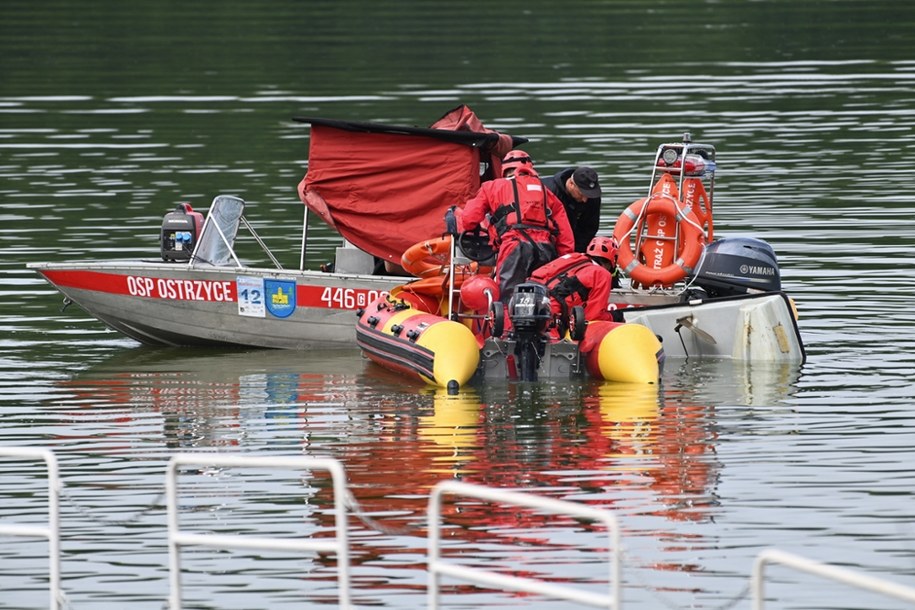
{"left": 55, "top": 355, "right": 720, "bottom": 600}
{"left": 325, "top": 380, "right": 719, "bottom": 597}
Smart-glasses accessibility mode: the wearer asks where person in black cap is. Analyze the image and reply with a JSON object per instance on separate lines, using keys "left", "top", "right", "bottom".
{"left": 542, "top": 166, "right": 602, "bottom": 253}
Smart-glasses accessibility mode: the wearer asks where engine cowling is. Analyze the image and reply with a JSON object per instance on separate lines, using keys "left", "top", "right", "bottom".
{"left": 690, "top": 237, "right": 781, "bottom": 297}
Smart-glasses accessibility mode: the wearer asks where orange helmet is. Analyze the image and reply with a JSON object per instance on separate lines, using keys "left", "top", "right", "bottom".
{"left": 501, "top": 150, "right": 536, "bottom": 177}
{"left": 586, "top": 236, "right": 619, "bottom": 264}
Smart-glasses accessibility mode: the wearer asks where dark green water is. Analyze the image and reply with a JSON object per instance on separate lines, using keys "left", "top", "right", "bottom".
{"left": 2, "top": 2, "right": 915, "bottom": 609}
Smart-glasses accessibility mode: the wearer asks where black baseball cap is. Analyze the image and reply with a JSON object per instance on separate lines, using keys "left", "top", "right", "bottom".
{"left": 572, "top": 166, "right": 601, "bottom": 198}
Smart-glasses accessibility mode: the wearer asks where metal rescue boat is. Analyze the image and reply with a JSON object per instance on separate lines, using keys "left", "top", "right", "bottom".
{"left": 608, "top": 134, "right": 805, "bottom": 362}
{"left": 29, "top": 108, "right": 804, "bottom": 369}
{"left": 29, "top": 106, "right": 511, "bottom": 349}
{"left": 30, "top": 257, "right": 397, "bottom": 350}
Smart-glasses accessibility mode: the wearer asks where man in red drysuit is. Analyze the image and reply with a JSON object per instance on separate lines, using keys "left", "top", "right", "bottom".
{"left": 460, "top": 150, "right": 575, "bottom": 306}
{"left": 528, "top": 235, "right": 620, "bottom": 323}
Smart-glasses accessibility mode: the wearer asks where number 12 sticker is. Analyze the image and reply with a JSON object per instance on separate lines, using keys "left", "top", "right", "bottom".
{"left": 237, "top": 276, "right": 265, "bottom": 318}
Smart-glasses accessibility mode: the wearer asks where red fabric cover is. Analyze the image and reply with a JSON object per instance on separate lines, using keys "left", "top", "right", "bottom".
{"left": 298, "top": 106, "right": 516, "bottom": 265}
{"left": 300, "top": 126, "right": 479, "bottom": 263}
{"left": 430, "top": 105, "right": 514, "bottom": 160}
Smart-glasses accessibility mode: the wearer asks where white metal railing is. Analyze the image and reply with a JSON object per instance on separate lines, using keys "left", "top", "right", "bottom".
{"left": 428, "top": 480, "right": 621, "bottom": 610}
{"left": 165, "top": 453, "right": 351, "bottom": 610}
{"left": 752, "top": 548, "right": 915, "bottom": 609}
{"left": 12, "top": 447, "right": 915, "bottom": 610}
{"left": 0, "top": 447, "right": 62, "bottom": 610}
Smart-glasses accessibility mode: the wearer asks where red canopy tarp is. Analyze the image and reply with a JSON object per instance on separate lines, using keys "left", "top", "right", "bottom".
{"left": 296, "top": 106, "right": 521, "bottom": 264}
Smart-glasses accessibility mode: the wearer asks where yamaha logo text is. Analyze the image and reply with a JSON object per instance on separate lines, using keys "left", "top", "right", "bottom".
{"left": 740, "top": 264, "right": 776, "bottom": 276}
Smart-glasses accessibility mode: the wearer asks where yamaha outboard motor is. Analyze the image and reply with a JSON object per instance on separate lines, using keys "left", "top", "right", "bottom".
{"left": 507, "top": 283, "right": 553, "bottom": 381}
{"left": 690, "top": 237, "right": 781, "bottom": 297}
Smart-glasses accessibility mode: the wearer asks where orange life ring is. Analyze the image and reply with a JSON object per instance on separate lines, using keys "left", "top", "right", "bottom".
{"left": 401, "top": 235, "right": 495, "bottom": 279}
{"left": 641, "top": 174, "right": 683, "bottom": 271}
{"left": 401, "top": 236, "right": 452, "bottom": 278}
{"left": 613, "top": 194, "right": 705, "bottom": 288}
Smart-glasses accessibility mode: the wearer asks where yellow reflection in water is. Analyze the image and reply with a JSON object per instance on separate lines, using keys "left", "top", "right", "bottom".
{"left": 418, "top": 388, "right": 482, "bottom": 474}
{"left": 597, "top": 382, "right": 661, "bottom": 464}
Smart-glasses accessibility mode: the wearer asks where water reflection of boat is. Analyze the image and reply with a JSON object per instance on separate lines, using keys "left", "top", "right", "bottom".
{"left": 661, "top": 358, "right": 802, "bottom": 407}
{"left": 56, "top": 349, "right": 744, "bottom": 587}
{"left": 328, "top": 380, "right": 724, "bottom": 531}
{"left": 419, "top": 388, "right": 481, "bottom": 473}
{"left": 593, "top": 382, "right": 720, "bottom": 524}
{"left": 56, "top": 347, "right": 370, "bottom": 449}
{"left": 73, "top": 345, "right": 364, "bottom": 377}
{"left": 63, "top": 346, "right": 365, "bottom": 396}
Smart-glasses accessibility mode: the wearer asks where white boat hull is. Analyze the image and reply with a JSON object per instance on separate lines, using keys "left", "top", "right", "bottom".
{"left": 619, "top": 291, "right": 804, "bottom": 361}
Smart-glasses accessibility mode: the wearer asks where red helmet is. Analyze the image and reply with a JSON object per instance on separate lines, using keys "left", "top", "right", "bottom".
{"left": 501, "top": 150, "right": 536, "bottom": 177}
{"left": 586, "top": 236, "right": 619, "bottom": 264}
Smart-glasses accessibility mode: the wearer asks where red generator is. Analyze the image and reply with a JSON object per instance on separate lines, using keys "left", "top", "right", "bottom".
{"left": 160, "top": 203, "right": 205, "bottom": 262}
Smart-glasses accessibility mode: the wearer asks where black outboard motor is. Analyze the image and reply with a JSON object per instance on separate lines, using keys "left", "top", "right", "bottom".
{"left": 507, "top": 283, "right": 553, "bottom": 381}
{"left": 690, "top": 237, "right": 781, "bottom": 297}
